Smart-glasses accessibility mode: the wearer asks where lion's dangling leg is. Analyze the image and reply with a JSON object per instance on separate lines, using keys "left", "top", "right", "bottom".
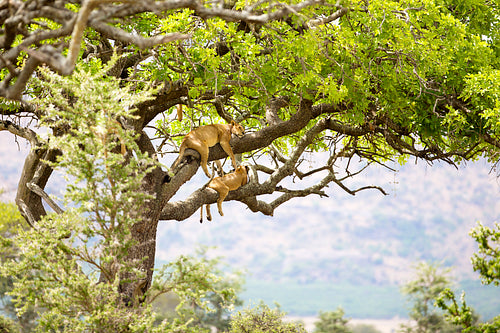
{"left": 216, "top": 187, "right": 229, "bottom": 216}
{"left": 200, "top": 204, "right": 213, "bottom": 223}
{"left": 197, "top": 144, "right": 212, "bottom": 178}
{"left": 206, "top": 204, "right": 212, "bottom": 221}
{"left": 211, "top": 160, "right": 224, "bottom": 177}
{"left": 172, "top": 142, "right": 187, "bottom": 170}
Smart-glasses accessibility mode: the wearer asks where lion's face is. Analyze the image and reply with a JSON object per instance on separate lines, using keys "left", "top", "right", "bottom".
{"left": 231, "top": 122, "right": 245, "bottom": 138}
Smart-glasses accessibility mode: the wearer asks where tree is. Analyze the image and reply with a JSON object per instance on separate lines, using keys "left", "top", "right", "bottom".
{"left": 0, "top": 315, "right": 20, "bottom": 333}
{"left": 399, "top": 262, "right": 466, "bottom": 333}
{"left": 437, "top": 223, "right": 500, "bottom": 332}
{"left": 192, "top": 274, "right": 245, "bottom": 332}
{"left": 313, "top": 308, "right": 352, "bottom": 333}
{"left": 229, "top": 303, "right": 306, "bottom": 333}
{"left": 0, "top": 201, "right": 37, "bottom": 332}
{"left": 1, "top": 0, "right": 499, "bottom": 319}
{"left": 169, "top": 246, "right": 246, "bottom": 332}
{"left": 0, "top": 64, "right": 239, "bottom": 331}
{"left": 350, "top": 323, "right": 382, "bottom": 333}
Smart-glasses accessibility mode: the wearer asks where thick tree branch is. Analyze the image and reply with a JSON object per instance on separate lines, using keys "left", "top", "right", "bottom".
{"left": 265, "top": 96, "right": 289, "bottom": 125}
{"left": 15, "top": 147, "right": 57, "bottom": 224}
{"left": 0, "top": 120, "right": 38, "bottom": 144}
{"left": 137, "top": 81, "right": 189, "bottom": 127}
{"left": 0, "top": 120, "right": 60, "bottom": 225}
{"left": 91, "top": 22, "right": 191, "bottom": 49}
{"left": 160, "top": 115, "right": 388, "bottom": 220}
{"left": 308, "top": 5, "right": 349, "bottom": 27}
{"left": 4, "top": 55, "right": 42, "bottom": 100}
{"left": 208, "top": 98, "right": 315, "bottom": 161}
{"left": 0, "top": 0, "right": 325, "bottom": 101}
{"left": 239, "top": 196, "right": 275, "bottom": 216}
{"left": 17, "top": 199, "right": 37, "bottom": 229}
{"left": 26, "top": 182, "right": 64, "bottom": 214}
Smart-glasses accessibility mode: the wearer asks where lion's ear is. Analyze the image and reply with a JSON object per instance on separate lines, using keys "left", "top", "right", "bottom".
{"left": 230, "top": 120, "right": 236, "bottom": 125}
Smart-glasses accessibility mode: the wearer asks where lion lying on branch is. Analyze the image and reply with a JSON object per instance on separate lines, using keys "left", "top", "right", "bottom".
{"left": 201, "top": 165, "right": 249, "bottom": 222}
{"left": 172, "top": 121, "right": 245, "bottom": 178}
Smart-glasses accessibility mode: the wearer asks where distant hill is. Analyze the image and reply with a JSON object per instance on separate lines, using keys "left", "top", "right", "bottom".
{"left": 1, "top": 133, "right": 500, "bottom": 319}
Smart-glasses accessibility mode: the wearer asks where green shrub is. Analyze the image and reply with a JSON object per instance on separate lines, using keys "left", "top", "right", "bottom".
{"left": 0, "top": 316, "right": 20, "bottom": 333}
{"left": 229, "top": 304, "right": 306, "bottom": 333}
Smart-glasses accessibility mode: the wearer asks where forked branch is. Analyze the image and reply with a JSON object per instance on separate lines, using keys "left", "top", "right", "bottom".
{"left": 159, "top": 116, "right": 387, "bottom": 220}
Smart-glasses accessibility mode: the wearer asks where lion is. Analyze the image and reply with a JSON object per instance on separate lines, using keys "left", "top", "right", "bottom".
{"left": 172, "top": 121, "right": 245, "bottom": 178}
{"left": 200, "top": 164, "right": 249, "bottom": 222}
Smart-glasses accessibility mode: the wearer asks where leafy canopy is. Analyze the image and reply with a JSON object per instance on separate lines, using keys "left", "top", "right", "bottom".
{"left": 139, "top": 0, "right": 500, "bottom": 164}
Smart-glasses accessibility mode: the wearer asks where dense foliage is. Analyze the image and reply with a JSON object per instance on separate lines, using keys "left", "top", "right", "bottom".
{"left": 229, "top": 303, "right": 307, "bottom": 333}
{"left": 0, "top": 65, "right": 239, "bottom": 332}
{"left": 313, "top": 308, "right": 352, "bottom": 333}
{"left": 437, "top": 223, "right": 500, "bottom": 333}
{"left": 0, "top": 201, "right": 34, "bottom": 333}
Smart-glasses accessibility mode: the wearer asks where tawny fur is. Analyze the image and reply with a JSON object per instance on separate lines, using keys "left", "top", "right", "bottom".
{"left": 172, "top": 121, "right": 244, "bottom": 178}
{"left": 176, "top": 104, "right": 183, "bottom": 121}
{"left": 200, "top": 165, "right": 248, "bottom": 222}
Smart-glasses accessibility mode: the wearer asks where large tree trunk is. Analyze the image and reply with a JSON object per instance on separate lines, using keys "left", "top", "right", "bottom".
{"left": 113, "top": 129, "right": 165, "bottom": 304}
{"left": 16, "top": 147, "right": 58, "bottom": 226}
{"left": 117, "top": 131, "right": 200, "bottom": 305}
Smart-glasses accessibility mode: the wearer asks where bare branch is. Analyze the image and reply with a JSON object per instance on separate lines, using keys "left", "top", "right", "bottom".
{"left": 239, "top": 196, "right": 274, "bottom": 216}
{"left": 254, "top": 164, "right": 275, "bottom": 175}
{"left": 17, "top": 199, "right": 37, "bottom": 229}
{"left": 26, "top": 182, "right": 64, "bottom": 214}
{"left": 0, "top": 119, "right": 38, "bottom": 145}
{"left": 272, "top": 185, "right": 328, "bottom": 206}
{"left": 159, "top": 184, "right": 220, "bottom": 221}
{"left": 264, "top": 116, "right": 328, "bottom": 187}
{"left": 91, "top": 22, "right": 191, "bottom": 49}
{"left": 332, "top": 175, "right": 387, "bottom": 196}
{"left": 308, "top": 6, "right": 349, "bottom": 27}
